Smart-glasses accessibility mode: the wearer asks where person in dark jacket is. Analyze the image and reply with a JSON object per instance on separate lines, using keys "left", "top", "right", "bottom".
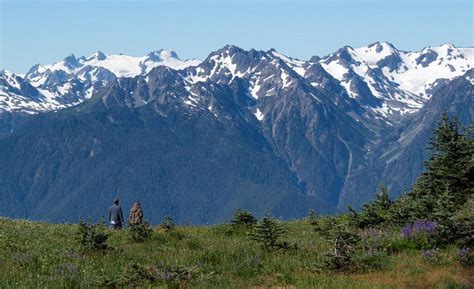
{"left": 108, "top": 198, "right": 124, "bottom": 229}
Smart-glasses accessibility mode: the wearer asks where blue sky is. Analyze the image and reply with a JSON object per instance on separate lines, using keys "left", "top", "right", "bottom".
{"left": 1, "top": 0, "right": 472, "bottom": 73}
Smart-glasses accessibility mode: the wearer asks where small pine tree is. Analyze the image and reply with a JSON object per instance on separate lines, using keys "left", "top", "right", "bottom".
{"left": 160, "top": 215, "right": 176, "bottom": 232}
{"left": 353, "top": 184, "right": 393, "bottom": 229}
{"left": 76, "top": 218, "right": 109, "bottom": 252}
{"left": 231, "top": 209, "right": 257, "bottom": 228}
{"left": 307, "top": 209, "right": 321, "bottom": 232}
{"left": 250, "top": 214, "right": 287, "bottom": 251}
{"left": 325, "top": 225, "right": 361, "bottom": 272}
{"left": 306, "top": 209, "right": 317, "bottom": 225}
{"left": 128, "top": 220, "right": 153, "bottom": 242}
{"left": 376, "top": 185, "right": 392, "bottom": 210}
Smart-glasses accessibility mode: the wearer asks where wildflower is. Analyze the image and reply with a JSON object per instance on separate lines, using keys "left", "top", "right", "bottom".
{"left": 401, "top": 220, "right": 438, "bottom": 238}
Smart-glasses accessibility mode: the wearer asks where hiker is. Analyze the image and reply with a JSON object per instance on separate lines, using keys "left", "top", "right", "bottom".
{"left": 108, "top": 197, "right": 124, "bottom": 229}
{"left": 129, "top": 202, "right": 143, "bottom": 225}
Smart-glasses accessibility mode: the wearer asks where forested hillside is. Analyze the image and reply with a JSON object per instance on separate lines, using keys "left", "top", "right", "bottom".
{"left": 1, "top": 114, "right": 472, "bottom": 288}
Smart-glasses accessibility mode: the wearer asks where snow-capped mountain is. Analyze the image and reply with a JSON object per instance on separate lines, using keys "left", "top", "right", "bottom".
{"left": 0, "top": 43, "right": 472, "bottom": 121}
{"left": 26, "top": 49, "right": 200, "bottom": 80}
{"left": 0, "top": 50, "right": 200, "bottom": 113}
{"left": 0, "top": 42, "right": 472, "bottom": 224}
{"left": 316, "top": 42, "right": 472, "bottom": 118}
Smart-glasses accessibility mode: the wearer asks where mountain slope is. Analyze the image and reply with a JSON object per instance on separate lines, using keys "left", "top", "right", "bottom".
{"left": 338, "top": 69, "right": 474, "bottom": 210}
{"left": 0, "top": 43, "right": 472, "bottom": 223}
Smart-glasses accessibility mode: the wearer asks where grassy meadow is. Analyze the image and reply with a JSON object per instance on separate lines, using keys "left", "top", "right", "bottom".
{"left": 0, "top": 216, "right": 472, "bottom": 288}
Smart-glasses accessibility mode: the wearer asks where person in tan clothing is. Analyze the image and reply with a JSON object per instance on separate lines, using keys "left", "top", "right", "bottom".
{"left": 129, "top": 202, "right": 143, "bottom": 225}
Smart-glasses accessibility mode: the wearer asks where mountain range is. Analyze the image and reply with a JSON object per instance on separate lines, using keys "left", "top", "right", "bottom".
{"left": 0, "top": 42, "right": 472, "bottom": 224}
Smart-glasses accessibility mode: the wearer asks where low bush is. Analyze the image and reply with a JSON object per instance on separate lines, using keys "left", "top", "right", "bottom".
{"left": 451, "top": 197, "right": 474, "bottom": 248}
{"left": 458, "top": 248, "right": 474, "bottom": 267}
{"left": 250, "top": 214, "right": 290, "bottom": 252}
{"left": 324, "top": 226, "right": 361, "bottom": 272}
{"left": 76, "top": 218, "right": 109, "bottom": 253}
{"left": 231, "top": 209, "right": 257, "bottom": 229}
{"left": 160, "top": 215, "right": 176, "bottom": 232}
{"left": 128, "top": 220, "right": 153, "bottom": 242}
{"left": 421, "top": 248, "right": 443, "bottom": 265}
{"left": 120, "top": 262, "right": 200, "bottom": 286}
{"left": 400, "top": 220, "right": 438, "bottom": 249}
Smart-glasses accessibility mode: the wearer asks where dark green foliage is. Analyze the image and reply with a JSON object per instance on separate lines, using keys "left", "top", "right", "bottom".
{"left": 128, "top": 220, "right": 153, "bottom": 242}
{"left": 394, "top": 114, "right": 473, "bottom": 222}
{"left": 120, "top": 262, "right": 199, "bottom": 286}
{"left": 390, "top": 114, "right": 473, "bottom": 246}
{"left": 250, "top": 214, "right": 287, "bottom": 251}
{"left": 76, "top": 218, "right": 108, "bottom": 252}
{"left": 350, "top": 184, "right": 393, "bottom": 229}
{"left": 382, "top": 238, "right": 425, "bottom": 253}
{"left": 307, "top": 209, "right": 324, "bottom": 233}
{"left": 458, "top": 248, "right": 474, "bottom": 267}
{"left": 160, "top": 215, "right": 176, "bottom": 232}
{"left": 324, "top": 225, "right": 361, "bottom": 272}
{"left": 230, "top": 209, "right": 257, "bottom": 228}
{"left": 451, "top": 197, "right": 474, "bottom": 248}
{"left": 306, "top": 209, "right": 318, "bottom": 226}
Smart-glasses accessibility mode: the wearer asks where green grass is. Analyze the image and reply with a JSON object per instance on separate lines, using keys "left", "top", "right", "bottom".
{"left": 0, "top": 217, "right": 471, "bottom": 288}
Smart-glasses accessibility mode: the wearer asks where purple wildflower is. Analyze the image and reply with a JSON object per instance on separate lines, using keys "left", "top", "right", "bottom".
{"left": 458, "top": 248, "right": 473, "bottom": 266}
{"left": 459, "top": 247, "right": 470, "bottom": 257}
{"left": 401, "top": 220, "right": 438, "bottom": 238}
{"left": 421, "top": 248, "right": 440, "bottom": 263}
{"left": 421, "top": 248, "right": 438, "bottom": 259}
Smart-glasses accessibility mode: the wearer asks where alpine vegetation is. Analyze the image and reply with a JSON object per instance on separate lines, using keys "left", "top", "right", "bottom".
{"left": 1, "top": 116, "right": 472, "bottom": 286}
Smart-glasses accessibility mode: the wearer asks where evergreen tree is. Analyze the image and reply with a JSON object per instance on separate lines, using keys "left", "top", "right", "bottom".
{"left": 306, "top": 209, "right": 318, "bottom": 226}
{"left": 352, "top": 184, "right": 393, "bottom": 228}
{"left": 128, "top": 220, "right": 153, "bottom": 242}
{"left": 160, "top": 215, "right": 176, "bottom": 232}
{"left": 395, "top": 113, "right": 473, "bottom": 223}
{"left": 325, "top": 224, "right": 361, "bottom": 272}
{"left": 230, "top": 209, "right": 257, "bottom": 228}
{"left": 76, "top": 218, "right": 109, "bottom": 252}
{"left": 307, "top": 209, "right": 322, "bottom": 232}
{"left": 250, "top": 214, "right": 287, "bottom": 251}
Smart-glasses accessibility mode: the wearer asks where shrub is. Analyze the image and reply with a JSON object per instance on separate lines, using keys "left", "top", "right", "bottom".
{"left": 128, "top": 220, "right": 153, "bottom": 242}
{"left": 250, "top": 214, "right": 287, "bottom": 251}
{"left": 160, "top": 215, "right": 176, "bottom": 232}
{"left": 324, "top": 226, "right": 361, "bottom": 272}
{"left": 458, "top": 248, "right": 474, "bottom": 267}
{"left": 400, "top": 220, "right": 438, "bottom": 249}
{"left": 359, "top": 227, "right": 386, "bottom": 254}
{"left": 382, "top": 237, "right": 421, "bottom": 253}
{"left": 231, "top": 209, "right": 257, "bottom": 228}
{"left": 451, "top": 197, "right": 474, "bottom": 248}
{"left": 120, "top": 262, "right": 200, "bottom": 286}
{"left": 421, "top": 248, "right": 442, "bottom": 265}
{"left": 349, "top": 185, "right": 393, "bottom": 229}
{"left": 307, "top": 209, "right": 322, "bottom": 232}
{"left": 306, "top": 209, "right": 318, "bottom": 226}
{"left": 76, "top": 218, "right": 108, "bottom": 252}
{"left": 156, "top": 263, "right": 199, "bottom": 285}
